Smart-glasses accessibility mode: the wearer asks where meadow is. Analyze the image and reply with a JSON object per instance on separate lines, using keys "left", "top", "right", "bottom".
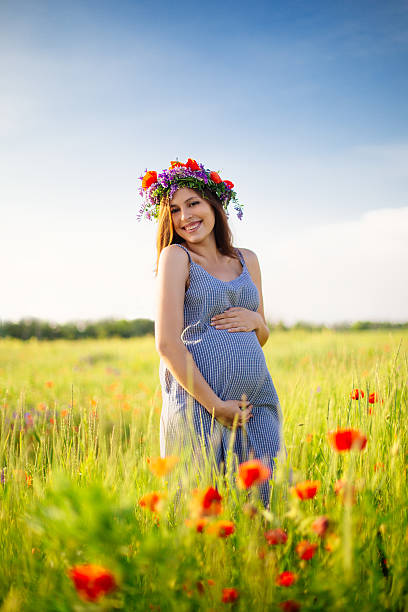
{"left": 0, "top": 330, "right": 406, "bottom": 611}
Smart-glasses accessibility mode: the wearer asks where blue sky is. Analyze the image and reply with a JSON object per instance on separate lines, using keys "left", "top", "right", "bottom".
{"left": 1, "top": 0, "right": 407, "bottom": 324}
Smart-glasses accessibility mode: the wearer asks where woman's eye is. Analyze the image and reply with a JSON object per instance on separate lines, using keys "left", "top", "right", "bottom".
{"left": 190, "top": 201, "right": 199, "bottom": 206}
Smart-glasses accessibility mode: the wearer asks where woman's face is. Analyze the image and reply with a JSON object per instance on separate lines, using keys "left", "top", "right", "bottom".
{"left": 169, "top": 187, "right": 215, "bottom": 242}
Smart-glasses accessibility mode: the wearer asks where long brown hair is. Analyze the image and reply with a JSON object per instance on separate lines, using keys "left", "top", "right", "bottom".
{"left": 155, "top": 186, "right": 238, "bottom": 274}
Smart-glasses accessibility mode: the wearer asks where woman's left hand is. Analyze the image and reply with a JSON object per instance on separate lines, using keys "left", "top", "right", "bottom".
{"left": 210, "top": 307, "right": 262, "bottom": 332}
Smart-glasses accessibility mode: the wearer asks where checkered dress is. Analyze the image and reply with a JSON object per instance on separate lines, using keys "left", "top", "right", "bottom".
{"left": 159, "top": 243, "right": 284, "bottom": 506}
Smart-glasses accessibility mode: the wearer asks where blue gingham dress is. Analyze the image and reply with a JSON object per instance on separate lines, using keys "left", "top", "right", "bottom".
{"left": 159, "top": 243, "right": 284, "bottom": 505}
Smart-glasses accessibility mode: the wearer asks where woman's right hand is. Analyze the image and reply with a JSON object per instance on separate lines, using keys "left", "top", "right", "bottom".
{"left": 214, "top": 399, "right": 253, "bottom": 428}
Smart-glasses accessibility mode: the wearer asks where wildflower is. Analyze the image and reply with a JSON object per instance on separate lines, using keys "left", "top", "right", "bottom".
{"left": 305, "top": 433, "right": 313, "bottom": 443}
{"left": 185, "top": 158, "right": 200, "bottom": 171}
{"left": 279, "top": 601, "right": 301, "bottom": 612}
{"left": 45, "top": 381, "right": 54, "bottom": 388}
{"left": 294, "top": 480, "right": 320, "bottom": 500}
{"left": 350, "top": 389, "right": 364, "bottom": 400}
{"left": 25, "top": 472, "right": 32, "bottom": 487}
{"left": 295, "top": 540, "right": 318, "bottom": 561}
{"left": 139, "top": 491, "right": 166, "bottom": 513}
{"left": 311, "top": 516, "right": 330, "bottom": 537}
{"left": 61, "top": 409, "right": 68, "bottom": 417}
{"left": 264, "top": 528, "right": 288, "bottom": 546}
{"left": 207, "top": 579, "right": 215, "bottom": 586}
{"left": 142, "top": 170, "right": 158, "bottom": 189}
{"left": 147, "top": 456, "right": 179, "bottom": 477}
{"left": 191, "top": 486, "right": 222, "bottom": 517}
{"left": 222, "top": 587, "right": 239, "bottom": 603}
{"left": 276, "top": 571, "right": 298, "bottom": 587}
{"left": 327, "top": 429, "right": 367, "bottom": 452}
{"left": 68, "top": 564, "right": 117, "bottom": 602}
{"left": 237, "top": 459, "right": 270, "bottom": 489}
{"left": 368, "top": 392, "right": 378, "bottom": 404}
{"left": 374, "top": 463, "right": 385, "bottom": 472}
{"left": 206, "top": 520, "right": 235, "bottom": 538}
{"left": 210, "top": 171, "right": 222, "bottom": 184}
{"left": 224, "top": 180, "right": 234, "bottom": 189}
{"left": 185, "top": 518, "right": 208, "bottom": 533}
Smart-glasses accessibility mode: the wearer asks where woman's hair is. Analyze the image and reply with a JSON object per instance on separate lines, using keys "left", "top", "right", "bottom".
{"left": 155, "top": 186, "right": 238, "bottom": 274}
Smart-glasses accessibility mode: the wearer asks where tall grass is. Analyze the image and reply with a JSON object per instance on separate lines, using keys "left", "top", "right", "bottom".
{"left": 0, "top": 330, "right": 406, "bottom": 610}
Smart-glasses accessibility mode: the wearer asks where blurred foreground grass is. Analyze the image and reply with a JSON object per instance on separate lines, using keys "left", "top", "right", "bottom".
{"left": 0, "top": 331, "right": 407, "bottom": 611}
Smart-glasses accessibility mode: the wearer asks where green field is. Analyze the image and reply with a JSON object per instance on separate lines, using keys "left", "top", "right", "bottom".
{"left": 0, "top": 331, "right": 407, "bottom": 611}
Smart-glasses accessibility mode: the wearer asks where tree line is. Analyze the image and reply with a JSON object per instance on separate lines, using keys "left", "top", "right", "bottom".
{"left": 0, "top": 318, "right": 407, "bottom": 341}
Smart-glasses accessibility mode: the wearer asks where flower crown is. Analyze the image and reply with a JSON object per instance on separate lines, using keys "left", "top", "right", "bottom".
{"left": 137, "top": 158, "right": 243, "bottom": 221}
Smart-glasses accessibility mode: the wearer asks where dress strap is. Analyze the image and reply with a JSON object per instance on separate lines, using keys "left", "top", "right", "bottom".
{"left": 235, "top": 248, "right": 245, "bottom": 267}
{"left": 174, "top": 243, "right": 192, "bottom": 263}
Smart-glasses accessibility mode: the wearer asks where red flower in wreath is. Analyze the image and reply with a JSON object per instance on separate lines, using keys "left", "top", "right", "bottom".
{"left": 210, "top": 171, "right": 222, "bottom": 184}
{"left": 224, "top": 180, "right": 234, "bottom": 189}
{"left": 142, "top": 171, "right": 157, "bottom": 190}
{"left": 185, "top": 158, "right": 200, "bottom": 171}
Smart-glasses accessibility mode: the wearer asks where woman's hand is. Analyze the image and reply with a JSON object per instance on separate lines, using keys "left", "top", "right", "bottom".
{"left": 214, "top": 399, "right": 253, "bottom": 429}
{"left": 210, "top": 307, "right": 262, "bottom": 333}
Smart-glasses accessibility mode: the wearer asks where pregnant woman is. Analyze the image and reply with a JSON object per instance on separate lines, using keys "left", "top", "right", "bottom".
{"left": 138, "top": 158, "right": 284, "bottom": 506}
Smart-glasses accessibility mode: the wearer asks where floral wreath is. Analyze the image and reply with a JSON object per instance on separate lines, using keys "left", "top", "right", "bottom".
{"left": 137, "top": 158, "right": 243, "bottom": 221}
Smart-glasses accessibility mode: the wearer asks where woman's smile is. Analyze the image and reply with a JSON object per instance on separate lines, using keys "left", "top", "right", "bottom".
{"left": 182, "top": 220, "right": 202, "bottom": 233}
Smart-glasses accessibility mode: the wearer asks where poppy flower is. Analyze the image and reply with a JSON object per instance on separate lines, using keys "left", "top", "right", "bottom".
{"left": 206, "top": 520, "right": 235, "bottom": 538}
{"left": 45, "top": 381, "right": 54, "bottom": 388}
{"left": 368, "top": 392, "right": 378, "bottom": 404}
{"left": 279, "top": 601, "right": 301, "bottom": 612}
{"left": 191, "top": 486, "right": 222, "bottom": 517}
{"left": 210, "top": 171, "right": 222, "bottom": 184}
{"left": 237, "top": 459, "right": 271, "bottom": 489}
{"left": 185, "top": 158, "right": 200, "bottom": 171}
{"left": 222, "top": 587, "right": 239, "bottom": 603}
{"left": 264, "top": 528, "right": 288, "bottom": 546}
{"left": 327, "top": 429, "right": 367, "bottom": 452}
{"left": 169, "top": 161, "right": 186, "bottom": 168}
{"left": 147, "top": 456, "right": 179, "bottom": 477}
{"left": 350, "top": 389, "right": 364, "bottom": 400}
{"left": 68, "top": 564, "right": 117, "bottom": 602}
{"left": 142, "top": 170, "right": 158, "bottom": 190}
{"left": 138, "top": 491, "right": 166, "bottom": 513}
{"left": 224, "top": 180, "right": 234, "bottom": 189}
{"left": 311, "top": 516, "right": 330, "bottom": 537}
{"left": 276, "top": 571, "right": 298, "bottom": 587}
{"left": 294, "top": 480, "right": 320, "bottom": 500}
{"left": 185, "top": 518, "right": 208, "bottom": 533}
{"left": 295, "top": 540, "right": 318, "bottom": 560}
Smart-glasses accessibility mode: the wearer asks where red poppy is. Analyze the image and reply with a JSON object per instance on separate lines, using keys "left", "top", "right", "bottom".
{"left": 68, "top": 564, "right": 117, "bottom": 602}
{"left": 294, "top": 480, "right": 320, "bottom": 500}
{"left": 210, "top": 171, "right": 222, "bottom": 184}
{"left": 185, "top": 158, "right": 200, "bottom": 171}
{"left": 185, "top": 518, "right": 208, "bottom": 533}
{"left": 222, "top": 587, "right": 239, "bottom": 603}
{"left": 169, "top": 161, "right": 186, "bottom": 168}
{"left": 142, "top": 170, "right": 158, "bottom": 190}
{"left": 368, "top": 392, "right": 378, "bottom": 404}
{"left": 147, "top": 456, "right": 179, "bottom": 477}
{"left": 224, "top": 180, "right": 234, "bottom": 189}
{"left": 311, "top": 516, "right": 330, "bottom": 537}
{"left": 295, "top": 540, "right": 318, "bottom": 560}
{"left": 276, "top": 571, "right": 298, "bottom": 587}
{"left": 237, "top": 459, "right": 270, "bottom": 489}
{"left": 138, "top": 491, "right": 166, "bottom": 513}
{"left": 191, "top": 486, "right": 222, "bottom": 517}
{"left": 264, "top": 528, "right": 288, "bottom": 545}
{"left": 350, "top": 388, "right": 364, "bottom": 400}
{"left": 206, "top": 520, "right": 235, "bottom": 538}
{"left": 327, "top": 429, "right": 367, "bottom": 452}
{"left": 279, "top": 601, "right": 301, "bottom": 612}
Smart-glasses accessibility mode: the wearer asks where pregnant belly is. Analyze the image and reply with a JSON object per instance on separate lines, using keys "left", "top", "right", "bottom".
{"left": 188, "top": 327, "right": 269, "bottom": 402}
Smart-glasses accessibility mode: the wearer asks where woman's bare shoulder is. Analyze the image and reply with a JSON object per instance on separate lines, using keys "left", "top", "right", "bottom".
{"left": 237, "top": 247, "right": 258, "bottom": 263}
{"left": 158, "top": 244, "right": 189, "bottom": 282}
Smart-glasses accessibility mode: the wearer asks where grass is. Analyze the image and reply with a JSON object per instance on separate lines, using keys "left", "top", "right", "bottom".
{"left": 0, "top": 330, "right": 407, "bottom": 611}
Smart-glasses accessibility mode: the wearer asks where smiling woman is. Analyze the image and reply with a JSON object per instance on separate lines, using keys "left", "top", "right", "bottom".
{"left": 139, "top": 158, "right": 285, "bottom": 507}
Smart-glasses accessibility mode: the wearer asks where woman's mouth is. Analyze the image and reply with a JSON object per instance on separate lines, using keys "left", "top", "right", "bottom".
{"left": 183, "top": 220, "right": 202, "bottom": 233}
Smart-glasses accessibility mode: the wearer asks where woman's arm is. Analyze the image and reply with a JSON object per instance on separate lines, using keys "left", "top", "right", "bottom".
{"left": 156, "top": 245, "right": 253, "bottom": 427}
